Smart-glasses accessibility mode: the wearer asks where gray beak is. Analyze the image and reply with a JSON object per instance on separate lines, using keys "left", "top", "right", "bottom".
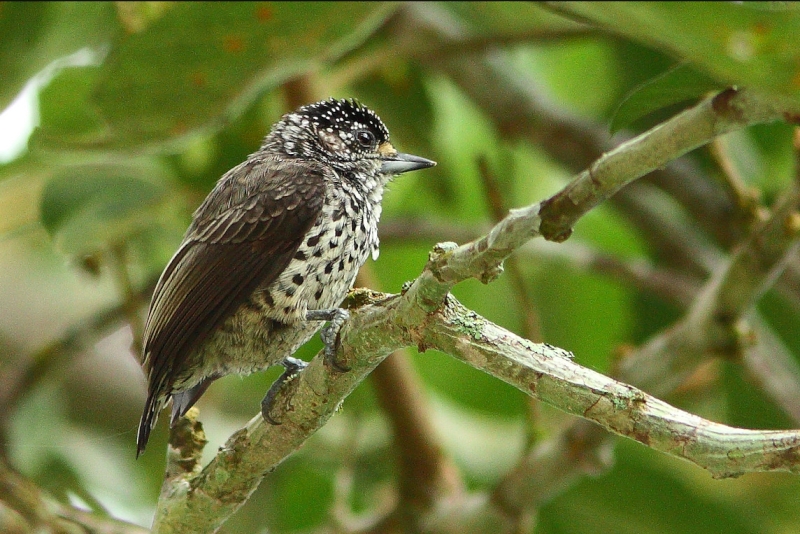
{"left": 381, "top": 152, "right": 436, "bottom": 175}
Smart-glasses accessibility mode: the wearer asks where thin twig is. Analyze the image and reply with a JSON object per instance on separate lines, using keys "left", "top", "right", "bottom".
{"left": 708, "top": 135, "right": 763, "bottom": 223}
{"left": 477, "top": 156, "right": 542, "bottom": 342}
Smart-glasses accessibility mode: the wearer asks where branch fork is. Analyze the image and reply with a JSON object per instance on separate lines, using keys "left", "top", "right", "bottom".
{"left": 153, "top": 88, "right": 800, "bottom": 532}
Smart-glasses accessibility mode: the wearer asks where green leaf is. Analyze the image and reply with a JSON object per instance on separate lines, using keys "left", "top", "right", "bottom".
{"left": 39, "top": 163, "right": 168, "bottom": 255}
{"left": 86, "top": 2, "right": 398, "bottom": 148}
{"left": 610, "top": 63, "right": 722, "bottom": 133}
{"left": 553, "top": 2, "right": 800, "bottom": 105}
{"left": 0, "top": 2, "right": 119, "bottom": 111}
{"left": 31, "top": 65, "right": 107, "bottom": 151}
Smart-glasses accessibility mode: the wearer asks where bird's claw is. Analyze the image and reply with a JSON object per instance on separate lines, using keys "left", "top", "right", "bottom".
{"left": 306, "top": 308, "right": 351, "bottom": 372}
{"left": 261, "top": 356, "right": 307, "bottom": 424}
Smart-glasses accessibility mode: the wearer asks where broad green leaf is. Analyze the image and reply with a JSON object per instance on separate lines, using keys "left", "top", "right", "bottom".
{"left": 610, "top": 63, "right": 722, "bottom": 133}
{"left": 32, "top": 65, "right": 107, "bottom": 150}
{"left": 0, "top": 2, "right": 119, "bottom": 112}
{"left": 553, "top": 2, "right": 800, "bottom": 105}
{"left": 40, "top": 163, "right": 168, "bottom": 255}
{"left": 86, "top": 2, "right": 398, "bottom": 148}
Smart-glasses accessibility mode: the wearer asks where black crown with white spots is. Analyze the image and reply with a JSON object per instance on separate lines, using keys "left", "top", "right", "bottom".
{"left": 264, "top": 98, "right": 391, "bottom": 167}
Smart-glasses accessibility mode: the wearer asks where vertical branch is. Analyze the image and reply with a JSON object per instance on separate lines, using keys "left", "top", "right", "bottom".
{"left": 356, "top": 267, "right": 463, "bottom": 527}
{"left": 743, "top": 317, "right": 800, "bottom": 424}
{"left": 708, "top": 136, "right": 763, "bottom": 222}
{"left": 476, "top": 155, "right": 544, "bottom": 461}
{"left": 282, "top": 74, "right": 320, "bottom": 111}
{"left": 476, "top": 156, "right": 542, "bottom": 342}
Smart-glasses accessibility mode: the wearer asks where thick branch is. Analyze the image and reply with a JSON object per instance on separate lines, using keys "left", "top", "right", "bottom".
{"left": 425, "top": 296, "right": 800, "bottom": 479}
{"left": 154, "top": 284, "right": 800, "bottom": 532}
{"left": 151, "top": 291, "right": 410, "bottom": 534}
{"left": 153, "top": 60, "right": 800, "bottom": 534}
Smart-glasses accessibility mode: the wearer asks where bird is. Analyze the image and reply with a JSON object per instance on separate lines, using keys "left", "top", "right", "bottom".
{"left": 136, "top": 98, "right": 435, "bottom": 457}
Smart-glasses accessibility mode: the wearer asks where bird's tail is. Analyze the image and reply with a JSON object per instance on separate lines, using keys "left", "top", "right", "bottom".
{"left": 136, "top": 393, "right": 164, "bottom": 458}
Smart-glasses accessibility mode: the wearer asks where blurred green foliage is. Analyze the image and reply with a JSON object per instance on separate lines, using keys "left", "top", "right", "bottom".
{"left": 2, "top": 2, "right": 800, "bottom": 533}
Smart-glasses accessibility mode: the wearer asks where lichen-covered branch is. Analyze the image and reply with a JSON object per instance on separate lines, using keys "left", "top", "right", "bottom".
{"left": 151, "top": 290, "right": 409, "bottom": 534}
{"left": 424, "top": 296, "right": 800, "bottom": 479}
{"left": 152, "top": 66, "right": 800, "bottom": 534}
{"left": 154, "top": 282, "right": 800, "bottom": 532}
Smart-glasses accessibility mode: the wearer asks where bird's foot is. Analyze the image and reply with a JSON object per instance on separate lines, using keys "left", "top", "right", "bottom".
{"left": 261, "top": 356, "right": 307, "bottom": 424}
{"left": 306, "top": 308, "right": 351, "bottom": 372}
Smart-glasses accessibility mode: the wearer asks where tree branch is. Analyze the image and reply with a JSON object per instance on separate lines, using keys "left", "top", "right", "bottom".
{"left": 152, "top": 84, "right": 800, "bottom": 531}
{"left": 0, "top": 459, "right": 148, "bottom": 534}
{"left": 424, "top": 296, "right": 800, "bottom": 480}
{"left": 619, "top": 171, "right": 800, "bottom": 394}
{"left": 356, "top": 267, "right": 463, "bottom": 526}
{"left": 154, "top": 280, "right": 800, "bottom": 532}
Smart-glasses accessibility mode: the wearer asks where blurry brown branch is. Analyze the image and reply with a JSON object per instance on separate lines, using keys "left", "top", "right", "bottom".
{"left": 380, "top": 217, "right": 486, "bottom": 245}
{"left": 521, "top": 239, "right": 701, "bottom": 308}
{"left": 709, "top": 135, "right": 763, "bottom": 223}
{"left": 356, "top": 267, "right": 463, "bottom": 529}
{"left": 0, "top": 459, "right": 148, "bottom": 534}
{"left": 744, "top": 316, "right": 800, "bottom": 424}
{"left": 477, "top": 156, "right": 542, "bottom": 341}
{"left": 108, "top": 243, "right": 146, "bottom": 356}
{"left": 620, "top": 180, "right": 800, "bottom": 393}
{"left": 383, "top": 216, "right": 702, "bottom": 307}
{"left": 400, "top": 3, "right": 744, "bottom": 250}
{"left": 329, "top": 22, "right": 597, "bottom": 91}
{"left": 0, "top": 275, "right": 157, "bottom": 450}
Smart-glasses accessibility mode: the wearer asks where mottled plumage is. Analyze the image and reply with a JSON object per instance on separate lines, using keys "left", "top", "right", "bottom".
{"left": 137, "top": 99, "right": 434, "bottom": 456}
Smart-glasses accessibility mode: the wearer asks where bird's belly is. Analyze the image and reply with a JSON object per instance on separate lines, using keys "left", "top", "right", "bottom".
{"left": 182, "top": 307, "right": 319, "bottom": 382}
{"left": 256, "top": 206, "right": 377, "bottom": 323}
{"left": 176, "top": 215, "right": 375, "bottom": 385}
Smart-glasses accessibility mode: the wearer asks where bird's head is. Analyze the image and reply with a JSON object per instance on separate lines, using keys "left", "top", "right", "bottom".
{"left": 265, "top": 98, "right": 435, "bottom": 180}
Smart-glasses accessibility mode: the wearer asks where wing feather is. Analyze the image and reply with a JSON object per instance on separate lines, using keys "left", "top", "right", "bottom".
{"left": 142, "top": 157, "right": 326, "bottom": 398}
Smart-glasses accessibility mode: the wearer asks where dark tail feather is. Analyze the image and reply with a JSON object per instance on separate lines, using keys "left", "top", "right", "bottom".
{"left": 170, "top": 378, "right": 216, "bottom": 425}
{"left": 137, "top": 393, "right": 163, "bottom": 458}
{"left": 137, "top": 378, "right": 216, "bottom": 458}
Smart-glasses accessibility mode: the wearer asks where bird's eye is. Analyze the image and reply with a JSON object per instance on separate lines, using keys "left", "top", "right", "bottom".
{"left": 355, "top": 130, "right": 375, "bottom": 148}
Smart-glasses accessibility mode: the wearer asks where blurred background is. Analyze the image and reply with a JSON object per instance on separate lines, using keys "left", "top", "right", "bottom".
{"left": 2, "top": 2, "right": 800, "bottom": 533}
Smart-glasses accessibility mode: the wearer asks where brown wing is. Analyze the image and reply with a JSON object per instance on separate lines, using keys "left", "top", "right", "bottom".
{"left": 137, "top": 157, "right": 325, "bottom": 453}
